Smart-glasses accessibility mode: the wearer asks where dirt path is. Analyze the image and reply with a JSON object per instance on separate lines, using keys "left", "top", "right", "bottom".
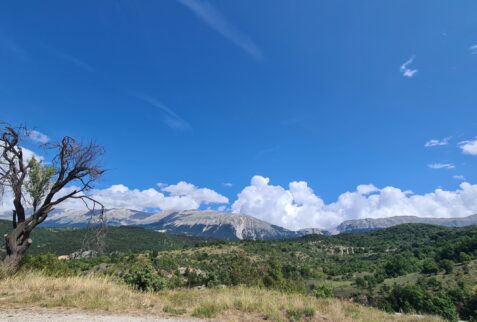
{"left": 0, "top": 308, "right": 200, "bottom": 322}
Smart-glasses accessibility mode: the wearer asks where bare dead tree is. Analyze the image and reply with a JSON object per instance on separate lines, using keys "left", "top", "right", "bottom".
{"left": 0, "top": 124, "right": 105, "bottom": 271}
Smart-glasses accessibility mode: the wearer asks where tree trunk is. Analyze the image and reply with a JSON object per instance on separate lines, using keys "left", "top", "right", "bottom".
{"left": 3, "top": 223, "right": 32, "bottom": 272}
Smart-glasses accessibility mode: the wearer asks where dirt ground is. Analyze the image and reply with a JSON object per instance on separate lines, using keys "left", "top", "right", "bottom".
{"left": 0, "top": 307, "right": 200, "bottom": 322}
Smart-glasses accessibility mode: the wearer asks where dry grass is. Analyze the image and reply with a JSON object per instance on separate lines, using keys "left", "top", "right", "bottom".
{"left": 0, "top": 272, "right": 444, "bottom": 322}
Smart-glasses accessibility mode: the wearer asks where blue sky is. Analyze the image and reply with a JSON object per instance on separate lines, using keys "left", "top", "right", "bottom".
{"left": 2, "top": 1, "right": 477, "bottom": 229}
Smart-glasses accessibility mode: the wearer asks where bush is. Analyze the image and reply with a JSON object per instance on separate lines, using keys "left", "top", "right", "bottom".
{"left": 421, "top": 259, "right": 439, "bottom": 274}
{"left": 312, "top": 284, "right": 333, "bottom": 298}
{"left": 383, "top": 284, "right": 458, "bottom": 322}
{"left": 383, "top": 254, "right": 418, "bottom": 277}
{"left": 439, "top": 260, "right": 454, "bottom": 274}
{"left": 123, "top": 263, "right": 167, "bottom": 292}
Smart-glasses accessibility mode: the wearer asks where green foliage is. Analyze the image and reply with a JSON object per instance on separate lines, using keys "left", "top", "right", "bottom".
{"left": 384, "top": 254, "right": 418, "bottom": 277}
{"left": 24, "top": 157, "right": 55, "bottom": 211}
{"left": 421, "top": 259, "right": 439, "bottom": 274}
{"left": 0, "top": 220, "right": 212, "bottom": 258}
{"left": 440, "top": 260, "right": 454, "bottom": 274}
{"left": 3, "top": 221, "right": 477, "bottom": 321}
{"left": 312, "top": 284, "right": 333, "bottom": 298}
{"left": 382, "top": 284, "right": 458, "bottom": 321}
{"left": 123, "top": 262, "right": 167, "bottom": 292}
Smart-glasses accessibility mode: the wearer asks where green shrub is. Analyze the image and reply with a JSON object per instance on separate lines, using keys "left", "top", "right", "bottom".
{"left": 421, "top": 259, "right": 439, "bottom": 274}
{"left": 312, "top": 284, "right": 333, "bottom": 298}
{"left": 123, "top": 263, "right": 167, "bottom": 292}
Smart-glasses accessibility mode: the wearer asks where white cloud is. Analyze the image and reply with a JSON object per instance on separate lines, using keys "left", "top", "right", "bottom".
{"left": 58, "top": 181, "right": 228, "bottom": 212}
{"left": 470, "top": 45, "right": 477, "bottom": 55}
{"left": 27, "top": 130, "right": 50, "bottom": 144}
{"left": 400, "top": 56, "right": 418, "bottom": 78}
{"left": 1, "top": 180, "right": 228, "bottom": 219}
{"left": 356, "top": 184, "right": 379, "bottom": 195}
{"left": 162, "top": 181, "right": 229, "bottom": 204}
{"left": 459, "top": 138, "right": 477, "bottom": 155}
{"left": 453, "top": 175, "right": 465, "bottom": 181}
{"left": 232, "top": 175, "right": 477, "bottom": 230}
{"left": 223, "top": 182, "right": 233, "bottom": 187}
{"left": 428, "top": 163, "right": 455, "bottom": 169}
{"left": 424, "top": 137, "right": 450, "bottom": 147}
{"left": 178, "top": 0, "right": 263, "bottom": 60}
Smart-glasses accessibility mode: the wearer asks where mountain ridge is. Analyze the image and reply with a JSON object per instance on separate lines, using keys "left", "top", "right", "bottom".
{"left": 335, "top": 214, "right": 477, "bottom": 233}
{"left": 5, "top": 208, "right": 477, "bottom": 240}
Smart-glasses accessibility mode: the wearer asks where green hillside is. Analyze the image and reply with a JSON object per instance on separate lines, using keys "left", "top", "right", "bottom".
{"left": 1, "top": 220, "right": 476, "bottom": 321}
{"left": 0, "top": 220, "right": 211, "bottom": 256}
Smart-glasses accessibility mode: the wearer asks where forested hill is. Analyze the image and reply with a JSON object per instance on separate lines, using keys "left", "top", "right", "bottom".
{"left": 2, "top": 220, "right": 477, "bottom": 320}
{"left": 0, "top": 220, "right": 212, "bottom": 256}
{"left": 300, "top": 223, "right": 477, "bottom": 249}
{"left": 2, "top": 219, "right": 477, "bottom": 256}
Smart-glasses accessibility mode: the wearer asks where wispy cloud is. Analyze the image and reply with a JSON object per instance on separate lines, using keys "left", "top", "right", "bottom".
{"left": 0, "top": 32, "right": 29, "bottom": 60}
{"left": 428, "top": 163, "right": 455, "bottom": 170}
{"left": 223, "top": 182, "right": 233, "bottom": 187}
{"left": 424, "top": 137, "right": 451, "bottom": 148}
{"left": 453, "top": 175, "right": 465, "bottom": 181}
{"left": 400, "top": 56, "right": 418, "bottom": 78}
{"left": 134, "top": 93, "right": 192, "bottom": 132}
{"left": 459, "top": 138, "right": 477, "bottom": 155}
{"left": 26, "top": 130, "right": 50, "bottom": 144}
{"left": 178, "top": 0, "right": 263, "bottom": 61}
{"left": 51, "top": 50, "right": 94, "bottom": 72}
{"left": 470, "top": 45, "right": 477, "bottom": 55}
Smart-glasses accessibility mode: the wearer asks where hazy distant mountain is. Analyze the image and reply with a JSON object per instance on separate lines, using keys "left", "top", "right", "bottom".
{"left": 334, "top": 214, "right": 477, "bottom": 233}
{"left": 296, "top": 228, "right": 329, "bottom": 236}
{"left": 139, "top": 210, "right": 302, "bottom": 240}
{"left": 29, "top": 207, "right": 477, "bottom": 239}
{"left": 42, "top": 208, "right": 315, "bottom": 240}
{"left": 43, "top": 208, "right": 152, "bottom": 227}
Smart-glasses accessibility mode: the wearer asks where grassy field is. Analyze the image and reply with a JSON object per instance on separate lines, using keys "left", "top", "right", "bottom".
{"left": 0, "top": 271, "right": 443, "bottom": 322}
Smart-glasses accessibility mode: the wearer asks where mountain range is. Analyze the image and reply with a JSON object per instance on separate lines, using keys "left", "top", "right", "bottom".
{"left": 9, "top": 208, "right": 477, "bottom": 240}
{"left": 334, "top": 214, "right": 477, "bottom": 233}
{"left": 41, "top": 208, "right": 328, "bottom": 240}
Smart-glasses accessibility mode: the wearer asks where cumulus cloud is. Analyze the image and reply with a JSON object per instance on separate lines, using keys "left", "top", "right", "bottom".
{"left": 428, "top": 163, "right": 455, "bottom": 169}
{"left": 459, "top": 138, "right": 477, "bottom": 155}
{"left": 424, "top": 137, "right": 450, "bottom": 147}
{"left": 162, "top": 181, "right": 229, "bottom": 204}
{"left": 58, "top": 181, "right": 228, "bottom": 212}
{"left": 232, "top": 175, "right": 477, "bottom": 230}
{"left": 1, "top": 180, "right": 228, "bottom": 219}
{"left": 27, "top": 130, "right": 50, "bottom": 144}
{"left": 400, "top": 56, "right": 418, "bottom": 78}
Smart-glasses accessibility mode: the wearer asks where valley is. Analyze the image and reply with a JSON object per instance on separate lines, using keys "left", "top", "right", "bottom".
{"left": 2, "top": 219, "right": 476, "bottom": 321}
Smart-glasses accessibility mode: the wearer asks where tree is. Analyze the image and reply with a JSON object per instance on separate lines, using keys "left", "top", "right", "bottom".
{"left": 421, "top": 259, "right": 439, "bottom": 274}
{"left": 0, "top": 124, "right": 105, "bottom": 271}
{"left": 24, "top": 157, "right": 55, "bottom": 212}
{"left": 440, "top": 259, "right": 454, "bottom": 275}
